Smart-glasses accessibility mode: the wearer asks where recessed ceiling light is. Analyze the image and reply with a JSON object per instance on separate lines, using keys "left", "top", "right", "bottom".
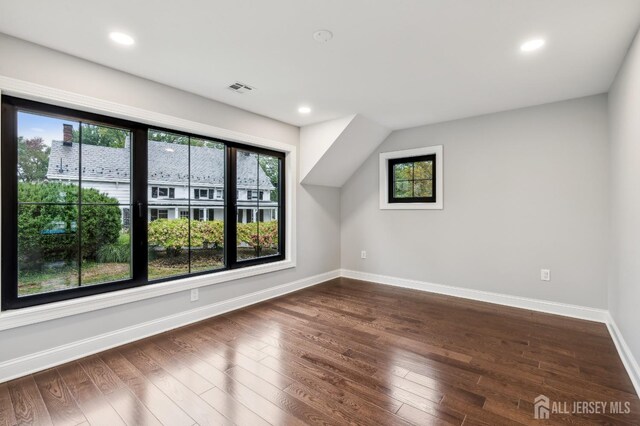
{"left": 298, "top": 106, "right": 312, "bottom": 114}
{"left": 109, "top": 31, "right": 135, "bottom": 46}
{"left": 313, "top": 30, "right": 333, "bottom": 43}
{"left": 520, "top": 38, "right": 545, "bottom": 52}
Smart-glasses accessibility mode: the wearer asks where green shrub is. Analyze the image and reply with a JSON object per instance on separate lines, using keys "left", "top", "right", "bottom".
{"left": 236, "top": 221, "right": 278, "bottom": 249}
{"left": 191, "top": 220, "right": 224, "bottom": 249}
{"left": 148, "top": 218, "right": 191, "bottom": 255}
{"left": 148, "top": 218, "right": 278, "bottom": 255}
{"left": 96, "top": 233, "right": 130, "bottom": 263}
{"left": 18, "top": 182, "right": 122, "bottom": 269}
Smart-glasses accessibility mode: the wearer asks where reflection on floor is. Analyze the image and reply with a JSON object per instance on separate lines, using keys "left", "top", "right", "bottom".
{"left": 1, "top": 278, "right": 639, "bottom": 425}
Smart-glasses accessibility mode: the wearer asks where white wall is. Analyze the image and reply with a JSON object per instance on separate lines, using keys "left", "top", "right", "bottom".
{"left": 300, "top": 115, "right": 354, "bottom": 181}
{"left": 341, "top": 95, "right": 610, "bottom": 308}
{"left": 0, "top": 33, "right": 341, "bottom": 362}
{"left": 608, "top": 28, "right": 640, "bottom": 370}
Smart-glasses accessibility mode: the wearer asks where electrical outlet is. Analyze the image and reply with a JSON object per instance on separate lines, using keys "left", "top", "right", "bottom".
{"left": 190, "top": 288, "right": 199, "bottom": 302}
{"left": 540, "top": 269, "right": 551, "bottom": 281}
{"left": 361, "top": 250, "right": 367, "bottom": 259}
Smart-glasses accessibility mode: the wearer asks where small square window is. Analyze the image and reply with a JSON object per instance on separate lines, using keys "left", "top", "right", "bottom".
{"left": 379, "top": 145, "right": 443, "bottom": 210}
{"left": 388, "top": 154, "right": 436, "bottom": 203}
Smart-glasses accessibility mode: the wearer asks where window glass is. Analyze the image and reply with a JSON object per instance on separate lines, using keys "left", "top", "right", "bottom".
{"left": 148, "top": 130, "right": 190, "bottom": 280}
{"left": 237, "top": 151, "right": 259, "bottom": 260}
{"left": 190, "top": 138, "right": 225, "bottom": 273}
{"left": 390, "top": 155, "right": 435, "bottom": 202}
{"left": 236, "top": 150, "right": 281, "bottom": 260}
{"left": 16, "top": 111, "right": 132, "bottom": 297}
{"left": 257, "top": 154, "right": 281, "bottom": 258}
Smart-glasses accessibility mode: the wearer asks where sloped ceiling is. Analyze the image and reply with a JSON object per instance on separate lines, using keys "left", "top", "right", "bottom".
{"left": 300, "top": 115, "right": 390, "bottom": 187}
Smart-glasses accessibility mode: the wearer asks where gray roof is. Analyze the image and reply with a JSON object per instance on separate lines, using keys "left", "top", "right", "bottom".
{"left": 46, "top": 140, "right": 274, "bottom": 189}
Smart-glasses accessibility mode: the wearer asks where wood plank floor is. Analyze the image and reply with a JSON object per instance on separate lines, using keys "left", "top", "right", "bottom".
{"left": 1, "top": 277, "right": 639, "bottom": 425}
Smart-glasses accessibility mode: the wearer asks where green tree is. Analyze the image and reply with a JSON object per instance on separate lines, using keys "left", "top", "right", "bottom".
{"left": 258, "top": 156, "right": 280, "bottom": 202}
{"left": 148, "top": 130, "right": 189, "bottom": 145}
{"left": 72, "top": 124, "right": 128, "bottom": 148}
{"left": 148, "top": 130, "right": 223, "bottom": 149}
{"left": 17, "top": 137, "right": 50, "bottom": 182}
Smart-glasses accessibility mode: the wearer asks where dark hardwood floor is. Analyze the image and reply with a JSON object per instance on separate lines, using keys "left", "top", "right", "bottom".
{"left": 1, "top": 277, "right": 639, "bottom": 425}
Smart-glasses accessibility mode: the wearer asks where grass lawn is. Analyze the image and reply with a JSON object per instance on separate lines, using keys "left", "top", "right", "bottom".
{"left": 18, "top": 262, "right": 130, "bottom": 296}
{"left": 18, "top": 246, "right": 278, "bottom": 295}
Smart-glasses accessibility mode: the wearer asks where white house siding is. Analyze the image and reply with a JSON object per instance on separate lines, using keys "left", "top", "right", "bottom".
{"left": 82, "top": 180, "right": 132, "bottom": 205}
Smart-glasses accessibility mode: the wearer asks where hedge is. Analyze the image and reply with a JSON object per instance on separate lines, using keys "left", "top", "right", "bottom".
{"left": 148, "top": 219, "right": 278, "bottom": 254}
{"left": 18, "top": 182, "right": 121, "bottom": 270}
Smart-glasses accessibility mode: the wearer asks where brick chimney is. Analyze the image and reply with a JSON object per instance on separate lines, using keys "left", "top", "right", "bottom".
{"left": 63, "top": 124, "right": 73, "bottom": 146}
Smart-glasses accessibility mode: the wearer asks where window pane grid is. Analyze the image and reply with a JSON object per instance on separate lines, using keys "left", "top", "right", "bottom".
{"left": 389, "top": 155, "right": 436, "bottom": 203}
{"left": 14, "top": 110, "right": 133, "bottom": 297}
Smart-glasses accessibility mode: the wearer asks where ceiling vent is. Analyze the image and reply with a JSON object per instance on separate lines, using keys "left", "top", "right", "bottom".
{"left": 228, "top": 82, "right": 255, "bottom": 94}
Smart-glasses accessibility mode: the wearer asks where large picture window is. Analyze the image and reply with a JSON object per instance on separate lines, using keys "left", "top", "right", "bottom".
{"left": 1, "top": 96, "right": 285, "bottom": 310}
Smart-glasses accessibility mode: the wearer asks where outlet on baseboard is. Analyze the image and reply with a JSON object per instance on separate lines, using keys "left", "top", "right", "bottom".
{"left": 190, "top": 288, "right": 199, "bottom": 302}
{"left": 361, "top": 250, "right": 367, "bottom": 259}
{"left": 540, "top": 269, "right": 551, "bottom": 281}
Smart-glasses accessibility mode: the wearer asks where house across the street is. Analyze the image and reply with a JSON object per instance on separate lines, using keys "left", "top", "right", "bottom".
{"left": 45, "top": 126, "right": 278, "bottom": 226}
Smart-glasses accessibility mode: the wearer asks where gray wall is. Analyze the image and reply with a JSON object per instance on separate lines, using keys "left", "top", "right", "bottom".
{"left": 608, "top": 28, "right": 640, "bottom": 367}
{"left": 0, "top": 34, "right": 341, "bottom": 362}
{"left": 341, "top": 95, "right": 610, "bottom": 309}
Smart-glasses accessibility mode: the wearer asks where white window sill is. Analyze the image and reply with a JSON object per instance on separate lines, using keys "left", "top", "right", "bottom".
{"left": 0, "top": 260, "right": 295, "bottom": 331}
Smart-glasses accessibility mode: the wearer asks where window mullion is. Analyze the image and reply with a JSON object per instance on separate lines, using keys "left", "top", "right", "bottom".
{"left": 226, "top": 147, "right": 238, "bottom": 268}
{"left": 132, "top": 126, "right": 148, "bottom": 284}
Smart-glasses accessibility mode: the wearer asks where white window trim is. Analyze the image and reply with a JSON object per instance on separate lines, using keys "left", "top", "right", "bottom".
{"left": 379, "top": 145, "right": 443, "bottom": 210}
{"left": 0, "top": 76, "right": 297, "bottom": 331}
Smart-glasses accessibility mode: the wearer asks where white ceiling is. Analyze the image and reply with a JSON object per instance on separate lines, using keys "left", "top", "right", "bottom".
{"left": 0, "top": 0, "right": 639, "bottom": 129}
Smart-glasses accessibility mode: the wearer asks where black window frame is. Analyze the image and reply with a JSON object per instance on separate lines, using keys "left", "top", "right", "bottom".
{"left": 387, "top": 154, "right": 437, "bottom": 204}
{"left": 1, "top": 95, "right": 286, "bottom": 310}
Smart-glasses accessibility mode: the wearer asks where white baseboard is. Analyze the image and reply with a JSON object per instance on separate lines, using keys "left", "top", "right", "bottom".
{"left": 3, "top": 267, "right": 638, "bottom": 399}
{"left": 0, "top": 269, "right": 340, "bottom": 383}
{"left": 340, "top": 269, "right": 608, "bottom": 323}
{"left": 606, "top": 314, "right": 640, "bottom": 397}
